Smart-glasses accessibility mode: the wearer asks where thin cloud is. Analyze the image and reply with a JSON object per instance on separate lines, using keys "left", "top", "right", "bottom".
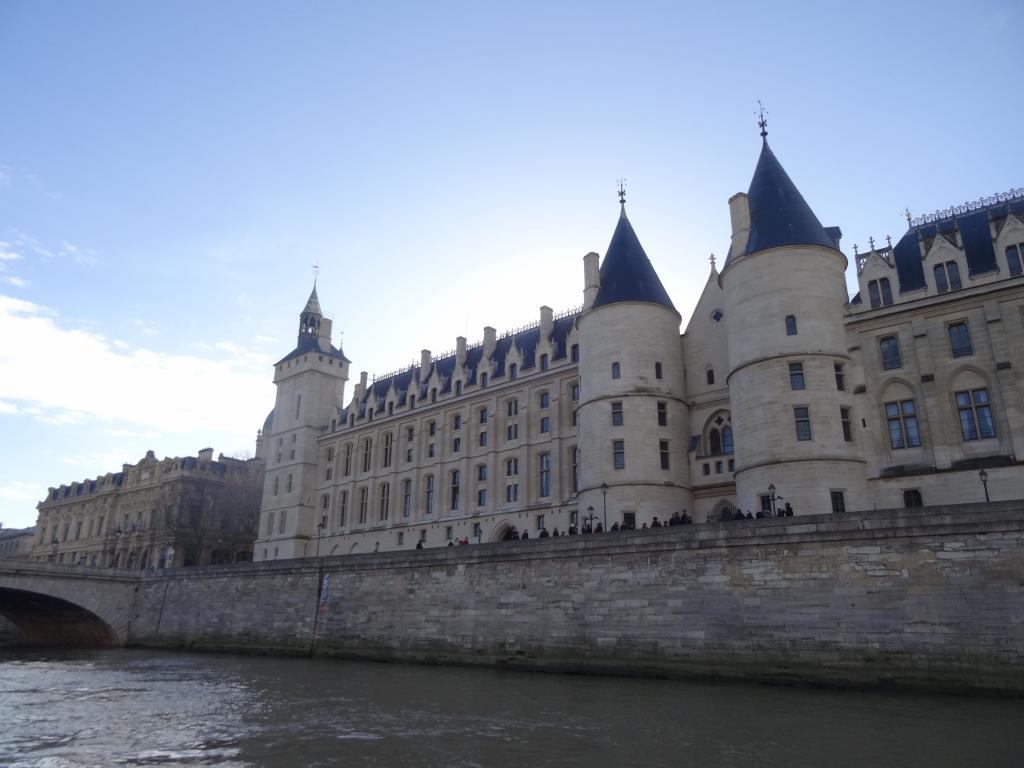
{"left": 0, "top": 480, "right": 44, "bottom": 503}
{"left": 5, "top": 276, "right": 28, "bottom": 288}
{"left": 0, "top": 295, "right": 274, "bottom": 435}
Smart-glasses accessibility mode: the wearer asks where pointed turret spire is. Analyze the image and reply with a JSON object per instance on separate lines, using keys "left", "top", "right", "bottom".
{"left": 591, "top": 193, "right": 676, "bottom": 311}
{"left": 743, "top": 135, "right": 836, "bottom": 256}
{"left": 298, "top": 284, "right": 323, "bottom": 348}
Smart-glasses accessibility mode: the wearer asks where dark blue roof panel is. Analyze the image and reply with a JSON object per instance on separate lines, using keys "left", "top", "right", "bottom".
{"left": 592, "top": 208, "right": 675, "bottom": 311}
{"left": 744, "top": 140, "right": 836, "bottom": 257}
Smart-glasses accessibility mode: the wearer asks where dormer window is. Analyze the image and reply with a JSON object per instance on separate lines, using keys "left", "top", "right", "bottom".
{"left": 867, "top": 278, "right": 893, "bottom": 308}
{"left": 509, "top": 363, "right": 518, "bottom": 380}
{"left": 934, "top": 261, "right": 962, "bottom": 293}
{"left": 540, "top": 354, "right": 549, "bottom": 371}
{"left": 1006, "top": 244, "right": 1023, "bottom": 276}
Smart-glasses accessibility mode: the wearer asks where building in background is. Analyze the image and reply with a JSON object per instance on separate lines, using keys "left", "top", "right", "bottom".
{"left": 0, "top": 527, "right": 35, "bottom": 560}
{"left": 254, "top": 127, "right": 1024, "bottom": 559}
{"left": 31, "top": 449, "right": 263, "bottom": 568}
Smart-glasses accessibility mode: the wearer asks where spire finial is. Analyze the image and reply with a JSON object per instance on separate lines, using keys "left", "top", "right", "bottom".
{"left": 853, "top": 243, "right": 859, "bottom": 256}
{"left": 757, "top": 100, "right": 768, "bottom": 139}
{"left": 709, "top": 252, "right": 717, "bottom": 270}
{"left": 617, "top": 178, "right": 626, "bottom": 207}
{"left": 869, "top": 236, "right": 875, "bottom": 252}
{"left": 886, "top": 234, "right": 892, "bottom": 249}
{"left": 904, "top": 207, "right": 913, "bottom": 227}
{"left": 312, "top": 260, "right": 320, "bottom": 287}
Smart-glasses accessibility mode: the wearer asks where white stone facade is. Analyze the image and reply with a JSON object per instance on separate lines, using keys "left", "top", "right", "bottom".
{"left": 253, "top": 159, "right": 1024, "bottom": 560}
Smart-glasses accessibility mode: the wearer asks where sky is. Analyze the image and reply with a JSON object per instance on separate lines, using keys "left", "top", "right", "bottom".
{"left": 1, "top": 0, "right": 1021, "bottom": 529}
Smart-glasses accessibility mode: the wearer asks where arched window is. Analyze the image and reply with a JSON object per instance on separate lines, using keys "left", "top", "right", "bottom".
{"left": 709, "top": 428, "right": 722, "bottom": 456}
{"left": 785, "top": 315, "right": 798, "bottom": 336}
{"left": 722, "top": 426, "right": 734, "bottom": 455}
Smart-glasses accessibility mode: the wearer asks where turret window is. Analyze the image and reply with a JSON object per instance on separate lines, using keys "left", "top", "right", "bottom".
{"left": 841, "top": 407, "right": 853, "bottom": 442}
{"left": 611, "top": 401, "right": 623, "bottom": 426}
{"left": 794, "top": 407, "right": 812, "bottom": 441}
{"left": 789, "top": 362, "right": 805, "bottom": 390}
{"left": 655, "top": 362, "right": 663, "bottom": 379}
{"left": 611, "top": 362, "right": 621, "bottom": 379}
{"left": 657, "top": 401, "right": 667, "bottom": 426}
{"left": 706, "top": 369, "right": 715, "bottom": 385}
{"left": 834, "top": 363, "right": 846, "bottom": 391}
{"left": 785, "top": 315, "right": 798, "bottom": 336}
{"left": 659, "top": 440, "right": 670, "bottom": 470}
{"left": 612, "top": 439, "right": 625, "bottom": 469}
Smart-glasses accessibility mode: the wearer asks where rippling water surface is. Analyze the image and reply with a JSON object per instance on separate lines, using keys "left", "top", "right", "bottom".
{"left": 1, "top": 648, "right": 1022, "bottom": 767}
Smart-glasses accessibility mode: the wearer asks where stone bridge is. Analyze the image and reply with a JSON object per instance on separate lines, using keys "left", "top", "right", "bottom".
{"left": 0, "top": 561, "right": 140, "bottom": 645}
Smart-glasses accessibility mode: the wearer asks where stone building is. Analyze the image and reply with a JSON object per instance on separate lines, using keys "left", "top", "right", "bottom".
{"left": 31, "top": 449, "right": 263, "bottom": 568}
{"left": 254, "top": 127, "right": 1024, "bottom": 560}
{"left": 0, "top": 527, "right": 34, "bottom": 560}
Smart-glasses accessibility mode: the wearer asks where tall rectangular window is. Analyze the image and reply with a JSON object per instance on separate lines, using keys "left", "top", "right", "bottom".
{"left": 947, "top": 261, "right": 962, "bottom": 290}
{"left": 868, "top": 280, "right": 881, "bottom": 308}
{"left": 358, "top": 488, "right": 368, "bottom": 524}
{"left": 477, "top": 488, "right": 487, "bottom": 507}
{"left": 507, "top": 424, "right": 519, "bottom": 441}
{"left": 612, "top": 439, "right": 625, "bottom": 469}
{"left": 452, "top": 437, "right": 461, "bottom": 453}
{"left": 539, "top": 392, "right": 550, "bottom": 409}
{"left": 540, "top": 353, "right": 549, "bottom": 371}
{"left": 886, "top": 400, "right": 921, "bottom": 449}
{"left": 540, "top": 416, "right": 550, "bottom": 434}
{"left": 402, "top": 479, "right": 411, "bottom": 518}
{"left": 266, "top": 511, "right": 275, "bottom": 536}
{"left": 479, "top": 407, "right": 488, "bottom": 424}
{"left": 880, "top": 278, "right": 893, "bottom": 306}
{"left": 362, "top": 438, "right": 372, "bottom": 472}
{"left": 279, "top": 509, "right": 287, "bottom": 534}
{"left": 934, "top": 263, "right": 949, "bottom": 293}
{"left": 506, "top": 458, "right": 518, "bottom": 476}
{"left": 840, "top": 407, "right": 853, "bottom": 442}
{"left": 453, "top": 414, "right": 462, "bottom": 430}
{"left": 611, "top": 362, "right": 621, "bottom": 379}
{"left": 659, "top": 440, "right": 670, "bottom": 470}
{"left": 338, "top": 491, "right": 347, "bottom": 527}
{"left": 655, "top": 362, "right": 663, "bottom": 379}
{"left": 789, "top": 362, "right": 805, "bottom": 390}
{"left": 611, "top": 401, "right": 623, "bottom": 426}
{"left": 479, "top": 431, "right": 488, "bottom": 447}
{"left": 382, "top": 433, "right": 393, "bottom": 468}
{"left": 429, "top": 420, "right": 437, "bottom": 436}
{"left": 794, "top": 407, "right": 812, "bottom": 441}
{"left": 379, "top": 483, "right": 390, "bottom": 521}
{"left": 785, "top": 315, "right": 798, "bottom": 335}
{"left": 947, "top": 322, "right": 973, "bottom": 358}
{"left": 506, "top": 483, "right": 518, "bottom": 502}
{"left": 507, "top": 399, "right": 518, "bottom": 417}
{"left": 344, "top": 443, "right": 352, "bottom": 475}
{"left": 880, "top": 336, "right": 902, "bottom": 370}
{"left": 477, "top": 465, "right": 487, "bottom": 481}
{"left": 450, "top": 471, "right": 460, "bottom": 511}
{"left": 425, "top": 476, "right": 434, "bottom": 515}
{"left": 571, "top": 383, "right": 579, "bottom": 401}
{"left": 572, "top": 447, "right": 579, "bottom": 493}
{"left": 539, "top": 453, "right": 551, "bottom": 497}
{"left": 657, "top": 401, "right": 667, "bottom": 426}
{"left": 834, "top": 363, "right": 846, "bottom": 391}
{"left": 956, "top": 388, "right": 995, "bottom": 441}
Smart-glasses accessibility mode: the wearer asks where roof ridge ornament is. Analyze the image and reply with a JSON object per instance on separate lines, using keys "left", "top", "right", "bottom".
{"left": 617, "top": 178, "right": 626, "bottom": 211}
{"left": 757, "top": 100, "right": 768, "bottom": 140}
{"left": 312, "top": 260, "right": 320, "bottom": 288}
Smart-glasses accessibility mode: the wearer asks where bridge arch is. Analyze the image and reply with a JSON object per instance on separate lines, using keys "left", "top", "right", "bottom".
{"left": 0, "top": 564, "right": 137, "bottom": 646}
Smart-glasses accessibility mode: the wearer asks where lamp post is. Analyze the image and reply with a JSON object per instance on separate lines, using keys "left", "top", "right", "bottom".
{"left": 584, "top": 505, "right": 598, "bottom": 533}
{"left": 768, "top": 484, "right": 777, "bottom": 517}
{"left": 978, "top": 469, "right": 990, "bottom": 503}
{"left": 600, "top": 482, "right": 609, "bottom": 530}
{"left": 315, "top": 516, "right": 326, "bottom": 560}
{"left": 50, "top": 537, "right": 59, "bottom": 563}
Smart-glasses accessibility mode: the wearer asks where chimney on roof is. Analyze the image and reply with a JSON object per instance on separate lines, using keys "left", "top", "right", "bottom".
{"left": 540, "top": 306, "right": 553, "bottom": 338}
{"left": 728, "top": 193, "right": 751, "bottom": 259}
{"left": 483, "top": 327, "right": 496, "bottom": 358}
{"left": 197, "top": 448, "right": 214, "bottom": 462}
{"left": 456, "top": 336, "right": 466, "bottom": 366}
{"left": 354, "top": 371, "right": 368, "bottom": 400}
{"left": 583, "top": 252, "right": 600, "bottom": 308}
{"left": 420, "top": 349, "right": 431, "bottom": 374}
{"left": 319, "top": 317, "right": 333, "bottom": 351}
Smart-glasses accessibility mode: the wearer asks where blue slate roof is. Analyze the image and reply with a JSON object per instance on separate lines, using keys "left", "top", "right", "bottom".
{"left": 342, "top": 312, "right": 580, "bottom": 423}
{"left": 276, "top": 335, "right": 349, "bottom": 366}
{"left": 743, "top": 140, "right": 836, "bottom": 257}
{"left": 891, "top": 197, "right": 1024, "bottom": 295}
{"left": 592, "top": 206, "right": 676, "bottom": 311}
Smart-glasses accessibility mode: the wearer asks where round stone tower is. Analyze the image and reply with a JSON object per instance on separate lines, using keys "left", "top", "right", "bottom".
{"left": 720, "top": 129, "right": 865, "bottom": 516}
{"left": 577, "top": 193, "right": 692, "bottom": 529}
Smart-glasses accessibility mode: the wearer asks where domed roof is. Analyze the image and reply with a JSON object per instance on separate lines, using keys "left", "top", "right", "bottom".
{"left": 262, "top": 408, "right": 274, "bottom": 434}
{"left": 744, "top": 139, "right": 836, "bottom": 256}
{"left": 591, "top": 205, "right": 675, "bottom": 311}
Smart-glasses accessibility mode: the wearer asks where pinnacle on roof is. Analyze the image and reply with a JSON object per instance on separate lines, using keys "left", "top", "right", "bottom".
{"left": 591, "top": 190, "right": 676, "bottom": 311}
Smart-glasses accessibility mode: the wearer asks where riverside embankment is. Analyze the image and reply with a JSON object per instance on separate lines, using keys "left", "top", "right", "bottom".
{"left": 123, "top": 502, "right": 1024, "bottom": 693}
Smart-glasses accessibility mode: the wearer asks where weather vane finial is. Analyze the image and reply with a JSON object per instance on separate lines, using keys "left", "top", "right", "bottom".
{"left": 709, "top": 252, "right": 716, "bottom": 270}
{"left": 904, "top": 207, "right": 913, "bottom": 227}
{"left": 312, "top": 260, "right": 320, "bottom": 287}
{"left": 617, "top": 178, "right": 626, "bottom": 207}
{"left": 757, "top": 100, "right": 768, "bottom": 139}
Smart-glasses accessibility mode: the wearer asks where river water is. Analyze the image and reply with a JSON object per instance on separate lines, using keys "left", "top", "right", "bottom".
{"left": 1, "top": 649, "right": 1021, "bottom": 767}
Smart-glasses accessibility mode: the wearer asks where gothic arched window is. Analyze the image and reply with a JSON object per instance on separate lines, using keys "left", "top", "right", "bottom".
{"left": 709, "top": 428, "right": 722, "bottom": 456}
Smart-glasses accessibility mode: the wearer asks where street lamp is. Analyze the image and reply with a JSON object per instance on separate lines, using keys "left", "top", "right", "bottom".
{"left": 50, "top": 537, "right": 59, "bottom": 563}
{"left": 768, "top": 484, "right": 777, "bottom": 517}
{"left": 584, "top": 505, "right": 598, "bottom": 533}
{"left": 978, "top": 469, "right": 990, "bottom": 503}
{"left": 315, "top": 516, "right": 326, "bottom": 559}
{"left": 600, "top": 482, "right": 609, "bottom": 530}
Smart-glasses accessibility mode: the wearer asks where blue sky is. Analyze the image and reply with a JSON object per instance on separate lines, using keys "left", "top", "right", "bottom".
{"left": 1, "top": 0, "right": 1021, "bottom": 528}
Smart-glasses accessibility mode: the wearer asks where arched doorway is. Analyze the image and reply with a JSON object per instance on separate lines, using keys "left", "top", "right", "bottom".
{"left": 711, "top": 499, "right": 736, "bottom": 522}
